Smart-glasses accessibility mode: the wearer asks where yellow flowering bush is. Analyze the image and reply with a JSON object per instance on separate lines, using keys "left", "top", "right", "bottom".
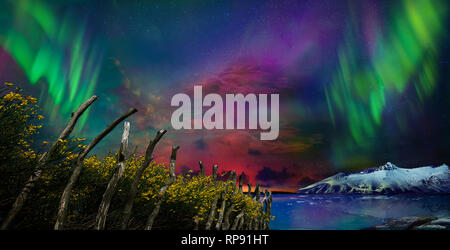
{"left": 0, "top": 83, "right": 41, "bottom": 164}
{"left": 0, "top": 83, "right": 270, "bottom": 229}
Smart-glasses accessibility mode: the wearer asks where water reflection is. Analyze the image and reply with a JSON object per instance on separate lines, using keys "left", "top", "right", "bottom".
{"left": 269, "top": 194, "right": 450, "bottom": 230}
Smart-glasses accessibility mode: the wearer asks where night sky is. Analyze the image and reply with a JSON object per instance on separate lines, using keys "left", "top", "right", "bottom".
{"left": 0, "top": 0, "right": 449, "bottom": 191}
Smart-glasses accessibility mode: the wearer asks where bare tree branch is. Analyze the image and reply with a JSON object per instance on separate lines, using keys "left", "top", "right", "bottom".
{"left": 95, "top": 121, "right": 131, "bottom": 230}
{"left": 199, "top": 161, "right": 205, "bottom": 176}
{"left": 222, "top": 171, "right": 237, "bottom": 230}
{"left": 205, "top": 165, "right": 219, "bottom": 230}
{"left": 212, "top": 164, "right": 218, "bottom": 180}
{"left": 215, "top": 171, "right": 235, "bottom": 230}
{"left": 193, "top": 160, "right": 206, "bottom": 230}
{"left": 238, "top": 173, "right": 244, "bottom": 193}
{"left": 120, "top": 128, "right": 167, "bottom": 229}
{"left": 260, "top": 189, "right": 268, "bottom": 229}
{"left": 145, "top": 145, "right": 179, "bottom": 230}
{"left": 252, "top": 182, "right": 261, "bottom": 230}
{"left": 231, "top": 211, "right": 244, "bottom": 230}
{"left": 54, "top": 108, "right": 137, "bottom": 230}
{"left": 1, "top": 95, "right": 98, "bottom": 230}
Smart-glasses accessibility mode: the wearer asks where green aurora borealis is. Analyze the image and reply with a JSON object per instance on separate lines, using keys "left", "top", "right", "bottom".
{"left": 0, "top": 0, "right": 449, "bottom": 188}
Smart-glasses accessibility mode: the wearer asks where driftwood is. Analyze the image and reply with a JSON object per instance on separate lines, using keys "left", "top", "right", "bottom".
{"left": 1, "top": 95, "right": 98, "bottom": 230}
{"left": 145, "top": 145, "right": 179, "bottom": 230}
{"left": 95, "top": 121, "right": 131, "bottom": 230}
{"left": 54, "top": 108, "right": 137, "bottom": 230}
{"left": 120, "top": 129, "right": 167, "bottom": 229}
{"left": 204, "top": 165, "right": 219, "bottom": 230}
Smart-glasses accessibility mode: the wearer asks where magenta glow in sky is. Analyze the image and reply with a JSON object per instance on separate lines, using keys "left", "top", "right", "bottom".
{"left": 0, "top": 0, "right": 449, "bottom": 191}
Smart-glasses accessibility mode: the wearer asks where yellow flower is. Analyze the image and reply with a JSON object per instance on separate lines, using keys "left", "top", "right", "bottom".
{"left": 4, "top": 82, "right": 14, "bottom": 86}
{"left": 38, "top": 115, "right": 44, "bottom": 120}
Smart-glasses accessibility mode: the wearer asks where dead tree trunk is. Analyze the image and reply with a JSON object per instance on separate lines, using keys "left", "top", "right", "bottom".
{"left": 231, "top": 211, "right": 244, "bottom": 230}
{"left": 252, "top": 182, "right": 260, "bottom": 230}
{"left": 266, "top": 191, "right": 272, "bottom": 230}
{"left": 231, "top": 173, "right": 244, "bottom": 230}
{"left": 222, "top": 171, "right": 237, "bottom": 230}
{"left": 199, "top": 161, "right": 205, "bottom": 176}
{"left": 238, "top": 173, "right": 243, "bottom": 193}
{"left": 145, "top": 145, "right": 179, "bottom": 230}
{"left": 120, "top": 129, "right": 166, "bottom": 229}
{"left": 54, "top": 108, "right": 137, "bottom": 230}
{"left": 1, "top": 95, "right": 98, "bottom": 230}
{"left": 212, "top": 164, "right": 218, "bottom": 180}
{"left": 193, "top": 161, "right": 206, "bottom": 229}
{"left": 231, "top": 208, "right": 245, "bottom": 230}
{"left": 242, "top": 182, "right": 252, "bottom": 230}
{"left": 216, "top": 171, "right": 235, "bottom": 230}
{"left": 260, "top": 189, "right": 268, "bottom": 229}
{"left": 95, "top": 121, "right": 131, "bottom": 230}
{"left": 238, "top": 214, "right": 245, "bottom": 230}
{"left": 247, "top": 218, "right": 253, "bottom": 230}
{"left": 205, "top": 165, "right": 219, "bottom": 230}
{"left": 254, "top": 182, "right": 261, "bottom": 201}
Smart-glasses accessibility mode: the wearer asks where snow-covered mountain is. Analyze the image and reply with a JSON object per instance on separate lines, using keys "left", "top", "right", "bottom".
{"left": 297, "top": 162, "right": 450, "bottom": 194}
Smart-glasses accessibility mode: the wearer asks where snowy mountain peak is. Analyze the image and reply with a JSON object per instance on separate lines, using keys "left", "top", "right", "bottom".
{"left": 378, "top": 162, "right": 398, "bottom": 171}
{"left": 298, "top": 163, "right": 450, "bottom": 194}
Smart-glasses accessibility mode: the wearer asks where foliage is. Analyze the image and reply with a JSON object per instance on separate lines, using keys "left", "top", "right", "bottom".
{"left": 0, "top": 82, "right": 270, "bottom": 229}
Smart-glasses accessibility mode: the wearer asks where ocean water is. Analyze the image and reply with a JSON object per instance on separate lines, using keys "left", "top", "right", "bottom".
{"left": 269, "top": 194, "right": 450, "bottom": 230}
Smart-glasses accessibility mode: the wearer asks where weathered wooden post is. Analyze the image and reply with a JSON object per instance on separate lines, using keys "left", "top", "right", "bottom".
{"left": 267, "top": 191, "right": 272, "bottom": 230}
{"left": 244, "top": 182, "right": 252, "bottom": 230}
{"left": 55, "top": 108, "right": 137, "bottom": 230}
{"left": 95, "top": 121, "right": 131, "bottom": 230}
{"left": 222, "top": 171, "right": 237, "bottom": 230}
{"left": 238, "top": 215, "right": 245, "bottom": 230}
{"left": 238, "top": 173, "right": 244, "bottom": 193}
{"left": 231, "top": 212, "right": 244, "bottom": 230}
{"left": 260, "top": 189, "right": 268, "bottom": 229}
{"left": 193, "top": 160, "right": 205, "bottom": 229}
{"left": 252, "top": 182, "right": 261, "bottom": 230}
{"left": 254, "top": 182, "right": 261, "bottom": 201}
{"left": 145, "top": 145, "right": 179, "bottom": 230}
{"left": 193, "top": 161, "right": 206, "bottom": 230}
{"left": 199, "top": 161, "right": 205, "bottom": 176}
{"left": 215, "top": 171, "right": 234, "bottom": 230}
{"left": 205, "top": 165, "right": 219, "bottom": 230}
{"left": 212, "top": 164, "right": 218, "bottom": 180}
{"left": 121, "top": 129, "right": 167, "bottom": 229}
{"left": 1, "top": 95, "right": 98, "bottom": 230}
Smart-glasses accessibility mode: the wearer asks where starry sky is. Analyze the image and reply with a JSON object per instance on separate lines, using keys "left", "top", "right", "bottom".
{"left": 0, "top": 0, "right": 449, "bottom": 191}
